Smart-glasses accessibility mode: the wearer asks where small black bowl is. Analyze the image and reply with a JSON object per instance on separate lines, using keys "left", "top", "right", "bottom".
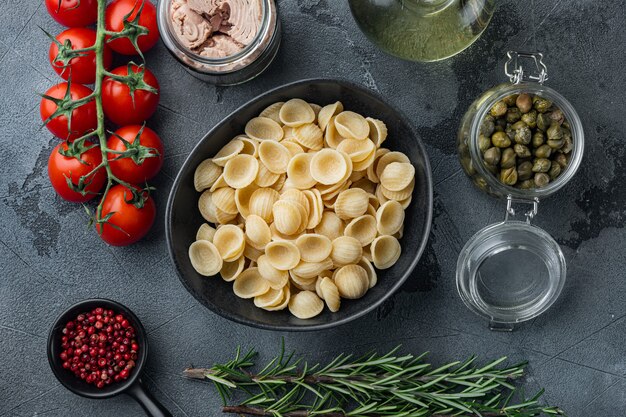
{"left": 47, "top": 299, "right": 171, "bottom": 417}
{"left": 166, "top": 78, "right": 434, "bottom": 331}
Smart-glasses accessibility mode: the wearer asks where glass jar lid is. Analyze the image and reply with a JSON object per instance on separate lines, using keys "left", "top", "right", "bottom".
{"left": 456, "top": 198, "right": 566, "bottom": 330}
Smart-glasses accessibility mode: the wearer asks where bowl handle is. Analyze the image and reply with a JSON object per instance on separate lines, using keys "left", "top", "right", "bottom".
{"left": 127, "top": 377, "right": 173, "bottom": 417}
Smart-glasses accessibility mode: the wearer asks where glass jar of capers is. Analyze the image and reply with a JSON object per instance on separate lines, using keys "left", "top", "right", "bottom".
{"left": 455, "top": 52, "right": 583, "bottom": 332}
{"left": 458, "top": 52, "right": 584, "bottom": 198}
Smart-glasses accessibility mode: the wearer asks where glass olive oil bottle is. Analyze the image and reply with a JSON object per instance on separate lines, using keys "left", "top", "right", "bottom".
{"left": 349, "top": 0, "right": 496, "bottom": 62}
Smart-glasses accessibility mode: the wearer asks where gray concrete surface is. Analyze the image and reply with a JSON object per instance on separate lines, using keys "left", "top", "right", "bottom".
{"left": 1, "top": 0, "right": 625, "bottom": 416}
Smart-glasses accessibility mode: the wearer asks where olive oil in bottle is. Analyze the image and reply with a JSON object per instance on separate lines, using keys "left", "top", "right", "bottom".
{"left": 349, "top": 0, "right": 496, "bottom": 62}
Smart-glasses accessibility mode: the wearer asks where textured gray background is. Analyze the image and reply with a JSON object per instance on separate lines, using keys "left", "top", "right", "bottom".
{"left": 1, "top": 0, "right": 625, "bottom": 416}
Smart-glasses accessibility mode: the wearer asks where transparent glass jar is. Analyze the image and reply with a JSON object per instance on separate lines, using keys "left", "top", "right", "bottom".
{"left": 456, "top": 52, "right": 584, "bottom": 331}
{"left": 157, "top": 0, "right": 281, "bottom": 85}
{"left": 349, "top": 0, "right": 496, "bottom": 62}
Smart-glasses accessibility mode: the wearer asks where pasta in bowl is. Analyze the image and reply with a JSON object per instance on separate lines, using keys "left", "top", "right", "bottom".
{"left": 166, "top": 79, "right": 433, "bottom": 330}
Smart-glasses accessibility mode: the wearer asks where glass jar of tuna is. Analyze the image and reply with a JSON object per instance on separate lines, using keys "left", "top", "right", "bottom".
{"left": 158, "top": 0, "right": 281, "bottom": 85}
{"left": 456, "top": 52, "right": 584, "bottom": 331}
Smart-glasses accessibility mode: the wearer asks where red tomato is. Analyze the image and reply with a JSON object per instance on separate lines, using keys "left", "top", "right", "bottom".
{"left": 45, "top": 0, "right": 98, "bottom": 27}
{"left": 96, "top": 184, "right": 156, "bottom": 246}
{"left": 49, "top": 28, "right": 113, "bottom": 84}
{"left": 105, "top": 0, "right": 159, "bottom": 55}
{"left": 40, "top": 82, "right": 97, "bottom": 141}
{"left": 102, "top": 65, "right": 160, "bottom": 126}
{"left": 107, "top": 125, "right": 164, "bottom": 184}
{"left": 48, "top": 142, "right": 107, "bottom": 203}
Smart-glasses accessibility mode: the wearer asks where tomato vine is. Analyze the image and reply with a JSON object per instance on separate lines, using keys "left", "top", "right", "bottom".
{"left": 41, "top": 0, "right": 161, "bottom": 245}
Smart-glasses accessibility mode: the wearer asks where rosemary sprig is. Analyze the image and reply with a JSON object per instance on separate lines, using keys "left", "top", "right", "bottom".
{"left": 184, "top": 344, "right": 565, "bottom": 417}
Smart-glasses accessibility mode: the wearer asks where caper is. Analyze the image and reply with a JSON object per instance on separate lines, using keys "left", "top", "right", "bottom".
{"left": 514, "top": 125, "right": 532, "bottom": 145}
{"left": 500, "top": 167, "right": 518, "bottom": 185}
{"left": 484, "top": 163, "right": 498, "bottom": 175}
{"left": 532, "top": 131, "right": 545, "bottom": 147}
{"left": 480, "top": 116, "right": 496, "bottom": 137}
{"left": 553, "top": 153, "right": 568, "bottom": 169}
{"left": 562, "top": 120, "right": 571, "bottom": 130}
{"left": 534, "top": 173, "right": 550, "bottom": 188}
{"left": 503, "top": 94, "right": 518, "bottom": 106}
{"left": 506, "top": 107, "right": 521, "bottom": 123}
{"left": 514, "top": 144, "right": 531, "bottom": 158}
{"left": 490, "top": 101, "right": 508, "bottom": 117}
{"left": 478, "top": 134, "right": 491, "bottom": 152}
{"left": 511, "top": 121, "right": 526, "bottom": 130}
{"left": 521, "top": 110, "right": 537, "bottom": 128}
{"left": 491, "top": 131, "right": 511, "bottom": 148}
{"left": 516, "top": 93, "right": 532, "bottom": 113}
{"left": 475, "top": 177, "right": 488, "bottom": 191}
{"left": 501, "top": 148, "right": 516, "bottom": 168}
{"left": 550, "top": 108, "right": 565, "bottom": 125}
{"left": 534, "top": 144, "right": 552, "bottom": 158}
{"left": 532, "top": 158, "right": 552, "bottom": 173}
{"left": 561, "top": 135, "right": 573, "bottom": 154}
{"left": 536, "top": 113, "right": 551, "bottom": 131}
{"left": 517, "top": 161, "right": 533, "bottom": 180}
{"left": 546, "top": 123, "right": 563, "bottom": 141}
{"left": 547, "top": 138, "right": 565, "bottom": 149}
{"left": 518, "top": 179, "right": 535, "bottom": 189}
{"left": 483, "top": 147, "right": 501, "bottom": 165}
{"left": 549, "top": 163, "right": 562, "bottom": 180}
{"left": 533, "top": 96, "right": 552, "bottom": 113}
{"left": 505, "top": 126, "right": 516, "bottom": 141}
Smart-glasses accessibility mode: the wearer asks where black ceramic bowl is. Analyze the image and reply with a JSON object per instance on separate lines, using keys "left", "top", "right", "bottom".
{"left": 166, "top": 79, "right": 433, "bottom": 331}
{"left": 47, "top": 299, "right": 171, "bottom": 416}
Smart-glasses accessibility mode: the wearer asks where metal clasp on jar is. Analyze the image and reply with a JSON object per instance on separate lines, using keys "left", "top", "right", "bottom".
{"left": 504, "top": 51, "right": 548, "bottom": 85}
{"left": 504, "top": 195, "right": 539, "bottom": 224}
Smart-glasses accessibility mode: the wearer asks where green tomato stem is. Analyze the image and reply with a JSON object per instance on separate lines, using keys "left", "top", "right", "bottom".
{"left": 93, "top": 0, "right": 113, "bottom": 228}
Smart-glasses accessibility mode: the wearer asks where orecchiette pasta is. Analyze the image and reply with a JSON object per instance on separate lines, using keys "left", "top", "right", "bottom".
{"left": 259, "top": 140, "right": 291, "bottom": 174}
{"left": 319, "top": 277, "right": 340, "bottom": 312}
{"left": 213, "top": 224, "right": 245, "bottom": 262}
{"left": 344, "top": 215, "right": 378, "bottom": 246}
{"left": 194, "top": 159, "right": 222, "bottom": 192}
{"left": 223, "top": 154, "right": 259, "bottom": 189}
{"left": 211, "top": 187, "right": 237, "bottom": 214}
{"left": 245, "top": 214, "right": 271, "bottom": 250}
{"left": 318, "top": 101, "right": 343, "bottom": 132}
{"left": 279, "top": 99, "right": 316, "bottom": 127}
{"left": 310, "top": 149, "right": 348, "bottom": 185}
{"left": 220, "top": 256, "right": 245, "bottom": 282}
{"left": 259, "top": 102, "right": 284, "bottom": 124}
{"left": 189, "top": 240, "right": 223, "bottom": 276}
{"left": 245, "top": 117, "right": 284, "bottom": 141}
{"left": 189, "top": 99, "right": 416, "bottom": 319}
{"left": 334, "top": 264, "right": 369, "bottom": 299}
{"left": 288, "top": 290, "right": 324, "bottom": 319}
{"left": 233, "top": 268, "right": 270, "bottom": 298}
{"left": 196, "top": 223, "right": 216, "bottom": 242}
{"left": 370, "top": 235, "right": 401, "bottom": 269}
{"left": 334, "top": 111, "right": 370, "bottom": 140}
{"left": 213, "top": 139, "right": 244, "bottom": 166}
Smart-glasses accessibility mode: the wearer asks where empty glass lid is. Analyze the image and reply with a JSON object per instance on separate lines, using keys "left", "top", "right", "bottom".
{"left": 456, "top": 220, "right": 566, "bottom": 328}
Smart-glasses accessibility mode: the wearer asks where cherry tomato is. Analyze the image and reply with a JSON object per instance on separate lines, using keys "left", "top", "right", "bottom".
{"left": 102, "top": 65, "right": 160, "bottom": 126}
{"left": 96, "top": 184, "right": 156, "bottom": 246}
{"left": 105, "top": 0, "right": 159, "bottom": 55}
{"left": 48, "top": 142, "right": 107, "bottom": 203}
{"left": 40, "top": 82, "right": 97, "bottom": 141}
{"left": 49, "top": 28, "right": 113, "bottom": 85}
{"left": 45, "top": 0, "right": 98, "bottom": 27}
{"left": 107, "top": 125, "right": 164, "bottom": 184}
